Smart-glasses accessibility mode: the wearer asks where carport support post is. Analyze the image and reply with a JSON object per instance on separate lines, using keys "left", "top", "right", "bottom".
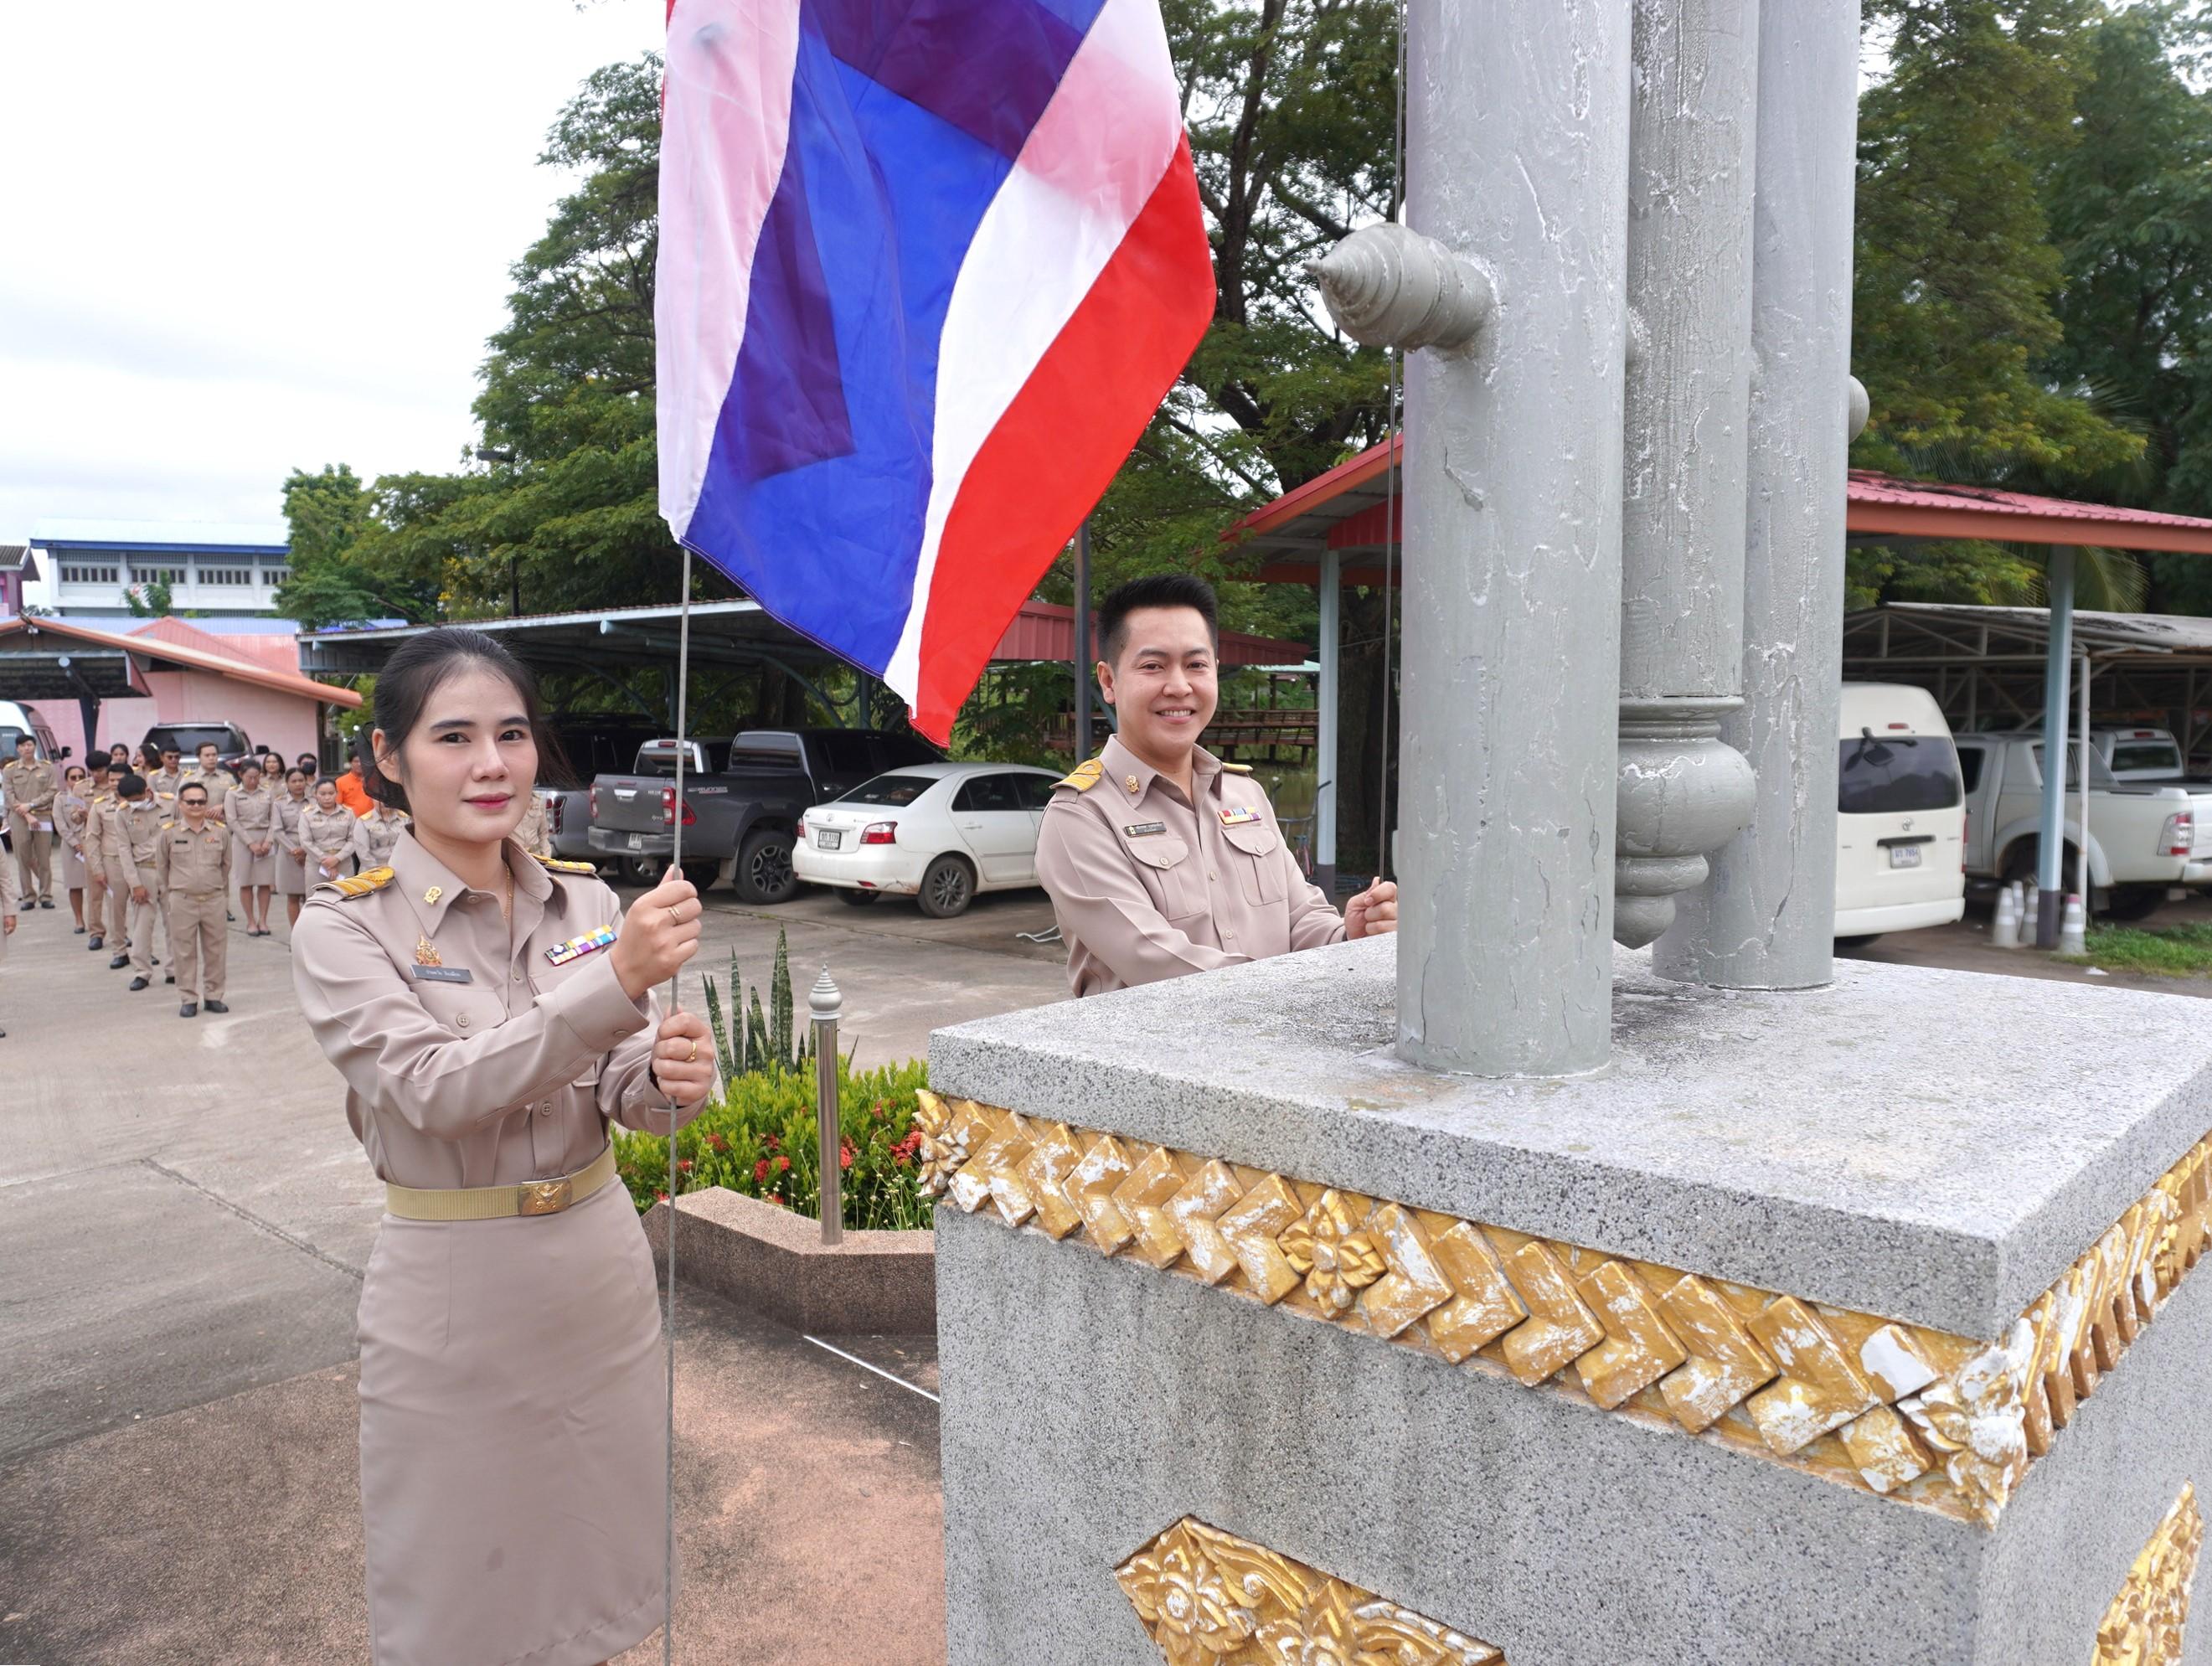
{"left": 1316, "top": 548, "right": 1340, "bottom": 896}
{"left": 1392, "top": 0, "right": 1632, "bottom": 1075}
{"left": 1660, "top": 0, "right": 1859, "bottom": 991}
{"left": 2036, "top": 547, "right": 2078, "bottom": 948}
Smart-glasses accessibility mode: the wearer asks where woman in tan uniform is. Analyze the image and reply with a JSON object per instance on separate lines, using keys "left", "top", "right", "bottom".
{"left": 229, "top": 760, "right": 277, "bottom": 936}
{"left": 55, "top": 764, "right": 90, "bottom": 933}
{"left": 300, "top": 778, "right": 360, "bottom": 886}
{"left": 274, "top": 766, "right": 313, "bottom": 928}
{"left": 292, "top": 627, "right": 714, "bottom": 1666}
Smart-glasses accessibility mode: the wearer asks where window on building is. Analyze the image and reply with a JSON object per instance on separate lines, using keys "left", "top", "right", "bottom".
{"left": 202, "top": 567, "right": 255, "bottom": 586}
{"left": 59, "top": 565, "right": 119, "bottom": 585}
{"left": 130, "top": 565, "right": 186, "bottom": 585}
{"left": 265, "top": 566, "right": 291, "bottom": 585}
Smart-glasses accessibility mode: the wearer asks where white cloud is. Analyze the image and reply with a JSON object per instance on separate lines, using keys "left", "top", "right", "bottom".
{"left": 0, "top": 0, "right": 660, "bottom": 543}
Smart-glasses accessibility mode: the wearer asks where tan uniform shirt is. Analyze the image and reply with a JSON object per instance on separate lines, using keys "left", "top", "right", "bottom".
{"left": 3, "top": 758, "right": 56, "bottom": 832}
{"left": 1034, "top": 735, "right": 1344, "bottom": 999}
{"left": 92, "top": 793, "right": 127, "bottom": 869}
{"left": 353, "top": 806, "right": 410, "bottom": 869}
{"left": 119, "top": 798, "right": 167, "bottom": 891}
{"left": 301, "top": 804, "right": 358, "bottom": 880}
{"left": 228, "top": 784, "right": 276, "bottom": 850}
{"left": 182, "top": 766, "right": 236, "bottom": 822}
{"left": 55, "top": 788, "right": 89, "bottom": 854}
{"left": 147, "top": 767, "right": 184, "bottom": 802}
{"left": 157, "top": 818, "right": 233, "bottom": 894}
{"left": 274, "top": 792, "right": 308, "bottom": 854}
{"left": 290, "top": 833, "right": 700, "bottom": 1189}
{"left": 514, "top": 796, "right": 551, "bottom": 859}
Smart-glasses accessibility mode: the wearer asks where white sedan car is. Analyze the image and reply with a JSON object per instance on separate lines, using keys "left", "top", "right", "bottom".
{"left": 794, "top": 761, "right": 1060, "bottom": 917}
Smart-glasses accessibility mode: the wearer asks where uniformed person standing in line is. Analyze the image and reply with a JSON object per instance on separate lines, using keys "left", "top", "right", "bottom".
{"left": 1035, "top": 575, "right": 1398, "bottom": 998}
{"left": 147, "top": 747, "right": 186, "bottom": 802}
{"left": 353, "top": 793, "right": 410, "bottom": 871}
{"left": 79, "top": 758, "right": 111, "bottom": 950}
{"left": 56, "top": 764, "right": 91, "bottom": 933}
{"left": 182, "top": 741, "right": 236, "bottom": 824}
{"left": 300, "top": 776, "right": 358, "bottom": 886}
{"left": 95, "top": 765, "right": 134, "bottom": 964}
{"left": 513, "top": 788, "right": 552, "bottom": 859}
{"left": 228, "top": 759, "right": 277, "bottom": 936}
{"left": 157, "top": 781, "right": 231, "bottom": 1017}
{"left": 273, "top": 766, "right": 313, "bottom": 931}
{"left": 116, "top": 773, "right": 168, "bottom": 991}
{"left": 3, "top": 736, "right": 58, "bottom": 910}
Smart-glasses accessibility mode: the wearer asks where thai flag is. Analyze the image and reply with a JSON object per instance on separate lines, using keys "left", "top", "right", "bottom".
{"left": 657, "top": 0, "right": 1214, "bottom": 745}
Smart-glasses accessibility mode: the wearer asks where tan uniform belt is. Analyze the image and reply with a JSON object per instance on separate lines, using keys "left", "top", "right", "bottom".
{"left": 384, "top": 1142, "right": 618, "bottom": 1221}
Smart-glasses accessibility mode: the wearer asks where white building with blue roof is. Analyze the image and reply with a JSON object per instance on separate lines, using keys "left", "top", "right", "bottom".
{"left": 25, "top": 518, "right": 292, "bottom": 624}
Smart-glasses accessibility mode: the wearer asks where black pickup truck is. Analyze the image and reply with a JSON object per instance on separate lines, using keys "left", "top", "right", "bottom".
{"left": 588, "top": 728, "right": 941, "bottom": 902}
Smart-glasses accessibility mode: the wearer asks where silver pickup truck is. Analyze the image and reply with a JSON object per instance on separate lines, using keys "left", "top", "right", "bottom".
{"left": 588, "top": 728, "right": 941, "bottom": 902}
{"left": 1956, "top": 732, "right": 2212, "bottom": 918}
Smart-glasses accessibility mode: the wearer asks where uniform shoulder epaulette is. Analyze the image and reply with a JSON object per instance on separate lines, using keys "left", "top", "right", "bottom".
{"left": 533, "top": 853, "right": 598, "bottom": 875}
{"left": 326, "top": 865, "right": 396, "bottom": 899}
{"left": 1219, "top": 761, "right": 1254, "bottom": 775}
{"left": 356, "top": 807, "right": 374, "bottom": 818}
{"left": 1054, "top": 757, "right": 1105, "bottom": 793}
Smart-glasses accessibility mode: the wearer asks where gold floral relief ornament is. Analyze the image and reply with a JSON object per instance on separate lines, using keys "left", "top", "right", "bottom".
{"left": 1279, "top": 1189, "right": 1389, "bottom": 1313}
{"left": 2093, "top": 1482, "right": 2202, "bottom": 1666}
{"left": 1116, "top": 1517, "right": 1503, "bottom": 1666}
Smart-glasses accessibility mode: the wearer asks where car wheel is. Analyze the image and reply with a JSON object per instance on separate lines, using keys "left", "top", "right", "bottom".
{"left": 620, "top": 857, "right": 659, "bottom": 886}
{"left": 681, "top": 859, "right": 719, "bottom": 894}
{"left": 734, "top": 828, "right": 798, "bottom": 905}
{"left": 917, "top": 854, "right": 976, "bottom": 919}
{"left": 835, "top": 888, "right": 883, "bottom": 906}
{"left": 1834, "top": 934, "right": 1882, "bottom": 950}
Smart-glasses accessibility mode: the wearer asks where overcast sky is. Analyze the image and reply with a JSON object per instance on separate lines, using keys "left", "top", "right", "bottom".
{"left": 0, "top": 0, "right": 661, "bottom": 551}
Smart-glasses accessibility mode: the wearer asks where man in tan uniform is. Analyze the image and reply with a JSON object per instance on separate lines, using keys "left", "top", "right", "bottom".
{"left": 1036, "top": 574, "right": 1397, "bottom": 998}
{"left": 3, "top": 736, "right": 57, "bottom": 909}
{"left": 147, "top": 747, "right": 185, "bottom": 802}
{"left": 182, "top": 741, "right": 235, "bottom": 823}
{"left": 80, "top": 759, "right": 112, "bottom": 951}
{"left": 117, "top": 774, "right": 168, "bottom": 990}
{"left": 157, "top": 781, "right": 231, "bottom": 1017}
{"left": 513, "top": 790, "right": 552, "bottom": 859}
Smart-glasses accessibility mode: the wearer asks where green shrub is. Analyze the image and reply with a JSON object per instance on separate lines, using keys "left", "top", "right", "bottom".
{"left": 612, "top": 1056, "right": 933, "bottom": 1231}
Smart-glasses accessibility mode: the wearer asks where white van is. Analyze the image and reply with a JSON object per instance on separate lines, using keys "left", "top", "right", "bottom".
{"left": 0, "top": 700, "right": 64, "bottom": 762}
{"left": 1835, "top": 683, "right": 1967, "bottom": 943}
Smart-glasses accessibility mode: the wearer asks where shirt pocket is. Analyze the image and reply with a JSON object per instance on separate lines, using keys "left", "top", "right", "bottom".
{"left": 1119, "top": 831, "right": 1206, "bottom": 920}
{"left": 410, "top": 975, "right": 507, "bottom": 1039}
{"left": 1220, "top": 820, "right": 1287, "bottom": 907}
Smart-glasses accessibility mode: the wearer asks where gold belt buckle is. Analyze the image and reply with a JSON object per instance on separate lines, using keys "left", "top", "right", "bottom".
{"left": 518, "top": 1177, "right": 573, "bottom": 1215}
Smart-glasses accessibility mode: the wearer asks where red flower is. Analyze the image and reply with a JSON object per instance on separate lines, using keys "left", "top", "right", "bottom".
{"left": 706, "top": 1132, "right": 729, "bottom": 1153}
{"left": 677, "top": 1158, "right": 694, "bottom": 1173}
{"left": 839, "top": 1140, "right": 854, "bottom": 1172}
{"left": 776, "top": 1153, "right": 791, "bottom": 1173}
{"left": 655, "top": 1191, "right": 669, "bottom": 1204}
{"left": 766, "top": 1134, "right": 781, "bottom": 1150}
{"left": 754, "top": 1158, "right": 771, "bottom": 1184}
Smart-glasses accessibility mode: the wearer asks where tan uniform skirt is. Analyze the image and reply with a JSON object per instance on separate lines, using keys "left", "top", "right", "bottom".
{"left": 233, "top": 831, "right": 276, "bottom": 886}
{"left": 356, "top": 1170, "right": 667, "bottom": 1666}
{"left": 61, "top": 839, "right": 87, "bottom": 890}
{"left": 276, "top": 844, "right": 311, "bottom": 896}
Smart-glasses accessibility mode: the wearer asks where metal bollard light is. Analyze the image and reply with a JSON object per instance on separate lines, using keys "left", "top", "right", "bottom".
{"left": 811, "top": 967, "right": 843, "bottom": 1246}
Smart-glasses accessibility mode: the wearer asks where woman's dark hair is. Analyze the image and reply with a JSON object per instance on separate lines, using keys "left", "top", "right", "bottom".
{"left": 364, "top": 627, "right": 563, "bottom": 813}
{"left": 286, "top": 767, "right": 308, "bottom": 785}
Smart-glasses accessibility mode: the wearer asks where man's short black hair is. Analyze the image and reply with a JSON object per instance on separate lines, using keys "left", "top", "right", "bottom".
{"left": 13, "top": 735, "right": 32, "bottom": 749}
{"left": 178, "top": 784, "right": 209, "bottom": 802}
{"left": 117, "top": 771, "right": 147, "bottom": 798}
{"left": 1097, "top": 574, "right": 1219, "bottom": 668}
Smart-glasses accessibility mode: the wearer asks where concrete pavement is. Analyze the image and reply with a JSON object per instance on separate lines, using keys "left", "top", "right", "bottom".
{"left": 0, "top": 874, "right": 1062, "bottom": 1663}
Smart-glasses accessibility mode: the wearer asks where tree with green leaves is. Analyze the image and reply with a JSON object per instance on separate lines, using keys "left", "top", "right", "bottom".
{"left": 1846, "top": 0, "right": 2155, "bottom": 610}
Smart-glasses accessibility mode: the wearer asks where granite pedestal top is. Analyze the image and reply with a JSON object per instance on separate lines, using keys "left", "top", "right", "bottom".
{"left": 928, "top": 937, "right": 2212, "bottom": 1339}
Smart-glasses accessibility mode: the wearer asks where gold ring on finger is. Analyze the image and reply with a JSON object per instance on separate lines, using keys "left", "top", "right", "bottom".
{"left": 686, "top": 1037, "right": 699, "bottom": 1063}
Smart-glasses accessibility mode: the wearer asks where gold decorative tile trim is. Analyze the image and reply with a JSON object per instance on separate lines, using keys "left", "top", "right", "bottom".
{"left": 1116, "top": 1515, "right": 1504, "bottom": 1665}
{"left": 916, "top": 1091, "right": 2212, "bottom": 1528}
{"left": 2093, "top": 1483, "right": 2201, "bottom": 1664}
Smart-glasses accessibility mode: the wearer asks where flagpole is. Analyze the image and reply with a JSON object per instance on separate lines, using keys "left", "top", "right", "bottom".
{"left": 663, "top": 545, "right": 692, "bottom": 1664}
{"left": 1074, "top": 520, "right": 1094, "bottom": 759}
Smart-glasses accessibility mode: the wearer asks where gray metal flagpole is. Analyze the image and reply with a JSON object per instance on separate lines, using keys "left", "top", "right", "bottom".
{"left": 663, "top": 545, "right": 694, "bottom": 1663}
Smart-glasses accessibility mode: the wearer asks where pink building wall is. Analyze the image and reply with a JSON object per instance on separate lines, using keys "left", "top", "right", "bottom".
{"left": 31, "top": 668, "right": 327, "bottom": 763}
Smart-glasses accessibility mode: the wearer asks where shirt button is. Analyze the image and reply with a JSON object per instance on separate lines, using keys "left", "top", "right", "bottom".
{"left": 456, "top": 1014, "right": 472, "bottom": 1029}
{"left": 539, "top": 1103, "right": 554, "bottom": 1117}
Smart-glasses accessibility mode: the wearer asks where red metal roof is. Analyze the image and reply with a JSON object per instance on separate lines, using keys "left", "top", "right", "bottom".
{"left": 1222, "top": 436, "right": 2212, "bottom": 570}
{"left": 0, "top": 615, "right": 362, "bottom": 707}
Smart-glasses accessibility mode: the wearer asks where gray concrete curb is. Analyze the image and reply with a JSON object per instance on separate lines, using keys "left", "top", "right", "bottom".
{"left": 643, "top": 1189, "right": 935, "bottom": 1334}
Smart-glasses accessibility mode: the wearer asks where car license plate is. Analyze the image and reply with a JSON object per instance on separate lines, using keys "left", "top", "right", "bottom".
{"left": 817, "top": 828, "right": 843, "bottom": 850}
{"left": 626, "top": 833, "right": 644, "bottom": 852}
{"left": 1889, "top": 845, "right": 1922, "bottom": 869}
